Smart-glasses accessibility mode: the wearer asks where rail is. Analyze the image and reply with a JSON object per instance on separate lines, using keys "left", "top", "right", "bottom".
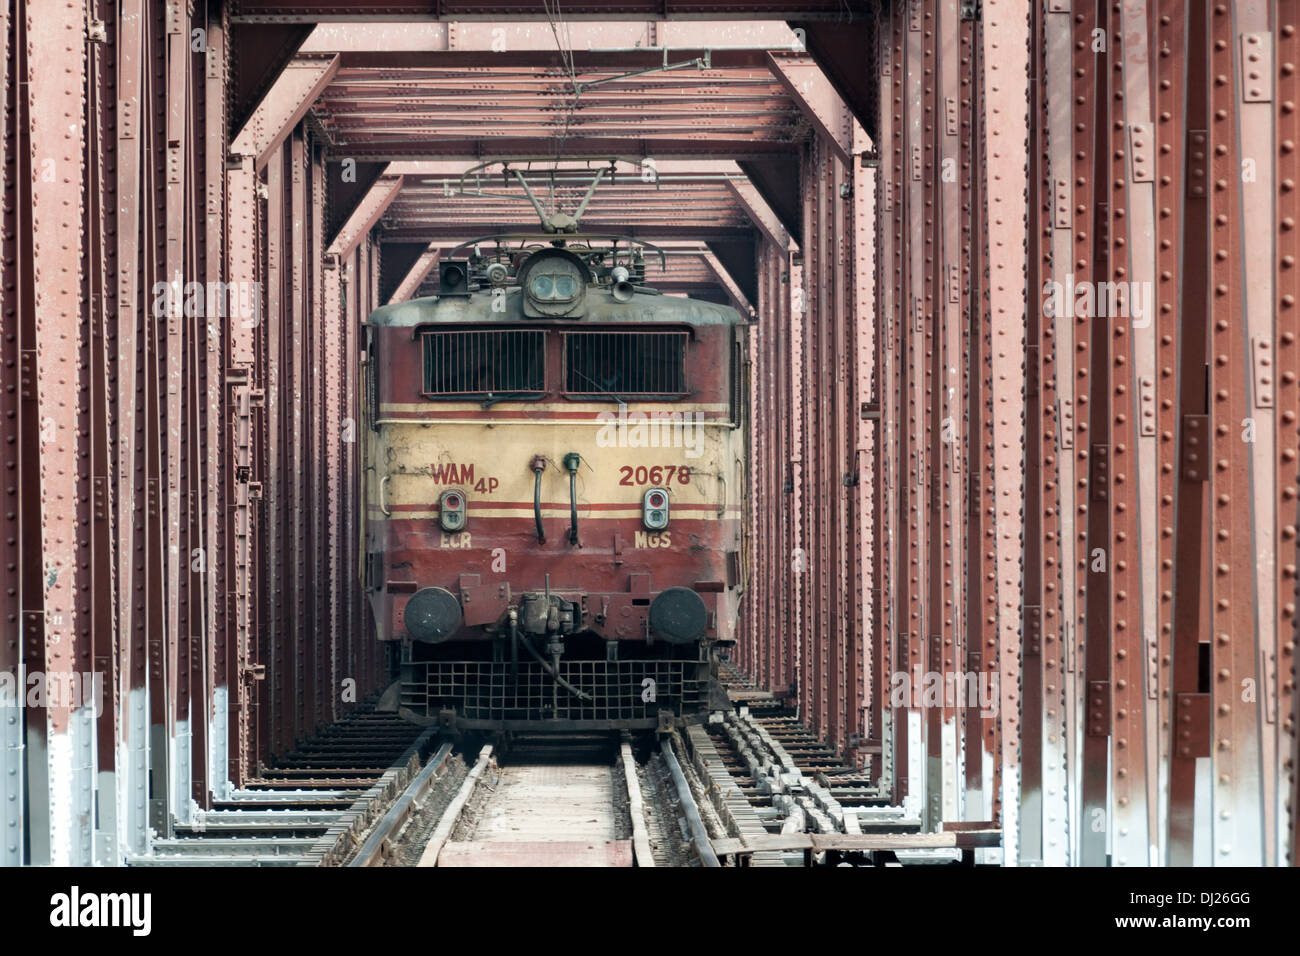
{"left": 660, "top": 737, "right": 720, "bottom": 868}
{"left": 348, "top": 742, "right": 455, "bottom": 867}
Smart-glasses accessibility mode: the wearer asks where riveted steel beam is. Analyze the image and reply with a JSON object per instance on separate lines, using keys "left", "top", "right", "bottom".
{"left": 229, "top": 2, "right": 882, "bottom": 22}
{"left": 725, "top": 176, "right": 791, "bottom": 252}
{"left": 326, "top": 174, "right": 404, "bottom": 259}
{"left": 700, "top": 250, "right": 754, "bottom": 316}
{"left": 386, "top": 247, "right": 442, "bottom": 304}
{"left": 766, "top": 52, "right": 860, "bottom": 167}
{"left": 324, "top": 137, "right": 801, "bottom": 163}
{"left": 303, "top": 20, "right": 801, "bottom": 54}
{"left": 231, "top": 54, "right": 339, "bottom": 171}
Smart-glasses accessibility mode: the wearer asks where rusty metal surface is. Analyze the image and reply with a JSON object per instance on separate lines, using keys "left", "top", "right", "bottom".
{"left": 4, "top": 1, "right": 1298, "bottom": 867}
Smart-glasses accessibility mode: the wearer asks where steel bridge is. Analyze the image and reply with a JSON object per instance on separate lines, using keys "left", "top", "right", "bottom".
{"left": 2, "top": 0, "right": 1297, "bottom": 869}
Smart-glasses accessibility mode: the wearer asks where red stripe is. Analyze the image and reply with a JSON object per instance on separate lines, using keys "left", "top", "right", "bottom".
{"left": 381, "top": 409, "right": 728, "bottom": 422}
{"left": 379, "top": 500, "right": 732, "bottom": 511}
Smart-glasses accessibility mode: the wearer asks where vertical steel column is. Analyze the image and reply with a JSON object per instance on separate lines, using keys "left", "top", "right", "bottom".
{"left": 0, "top": 0, "right": 24, "bottom": 867}
{"left": 1167, "top": 0, "right": 1212, "bottom": 867}
{"left": 882, "top": 0, "right": 904, "bottom": 801}
{"left": 161, "top": 0, "right": 190, "bottom": 827}
{"left": 1068, "top": 0, "right": 1111, "bottom": 868}
{"left": 852, "top": 123, "right": 876, "bottom": 773}
{"left": 1147, "top": 0, "right": 1185, "bottom": 869}
{"left": 1103, "top": 4, "right": 1150, "bottom": 867}
{"left": 922, "top": 0, "right": 944, "bottom": 832}
{"left": 1039, "top": 0, "right": 1073, "bottom": 864}
{"left": 324, "top": 246, "right": 344, "bottom": 724}
{"left": 203, "top": 0, "right": 232, "bottom": 803}
{"left": 226, "top": 149, "right": 258, "bottom": 788}
{"left": 1276, "top": 0, "right": 1300, "bottom": 866}
{"left": 1020, "top": 0, "right": 1047, "bottom": 862}
{"left": 958, "top": 3, "right": 986, "bottom": 819}
{"left": 1118, "top": 0, "right": 1162, "bottom": 866}
{"left": 985, "top": 0, "right": 1029, "bottom": 854}
{"left": 24, "top": 0, "right": 90, "bottom": 864}
{"left": 935, "top": 0, "right": 964, "bottom": 827}
{"left": 264, "top": 144, "right": 286, "bottom": 759}
{"left": 290, "top": 130, "right": 310, "bottom": 744}
{"left": 86, "top": 0, "right": 120, "bottom": 864}
{"left": 1206, "top": 0, "right": 1265, "bottom": 866}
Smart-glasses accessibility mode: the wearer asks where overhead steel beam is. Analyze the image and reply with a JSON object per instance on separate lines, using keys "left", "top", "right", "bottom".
{"left": 380, "top": 243, "right": 432, "bottom": 303}
{"left": 323, "top": 137, "right": 799, "bottom": 162}
{"left": 325, "top": 160, "right": 390, "bottom": 241}
{"left": 386, "top": 247, "right": 441, "bottom": 304}
{"left": 705, "top": 236, "right": 758, "bottom": 305}
{"left": 788, "top": 19, "right": 879, "bottom": 141}
{"left": 229, "top": 22, "right": 315, "bottom": 133}
{"left": 325, "top": 174, "right": 404, "bottom": 259}
{"left": 701, "top": 251, "right": 755, "bottom": 316}
{"left": 332, "top": 49, "right": 773, "bottom": 70}
{"left": 725, "top": 176, "right": 790, "bottom": 252}
{"left": 231, "top": 2, "right": 876, "bottom": 22}
{"left": 231, "top": 54, "right": 340, "bottom": 170}
{"left": 302, "top": 20, "right": 800, "bottom": 53}
{"left": 766, "top": 53, "right": 860, "bottom": 167}
{"left": 737, "top": 157, "right": 802, "bottom": 245}
{"left": 378, "top": 224, "right": 756, "bottom": 242}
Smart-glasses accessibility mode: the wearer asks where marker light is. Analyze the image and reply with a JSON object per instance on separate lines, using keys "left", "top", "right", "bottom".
{"left": 440, "top": 489, "right": 466, "bottom": 532}
{"left": 642, "top": 487, "right": 669, "bottom": 531}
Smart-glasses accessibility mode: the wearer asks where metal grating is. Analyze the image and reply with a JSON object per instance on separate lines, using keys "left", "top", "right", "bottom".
{"left": 401, "top": 661, "right": 702, "bottom": 723}
{"left": 564, "top": 330, "right": 688, "bottom": 398}
{"left": 421, "top": 328, "right": 546, "bottom": 397}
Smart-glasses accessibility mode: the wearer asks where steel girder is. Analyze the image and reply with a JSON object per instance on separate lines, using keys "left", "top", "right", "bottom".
{"left": 229, "top": 1, "right": 877, "bottom": 21}
{"left": 7, "top": 0, "right": 1299, "bottom": 870}
{"left": 1021, "top": 0, "right": 1298, "bottom": 866}
{"left": 2, "top": 0, "right": 387, "bottom": 865}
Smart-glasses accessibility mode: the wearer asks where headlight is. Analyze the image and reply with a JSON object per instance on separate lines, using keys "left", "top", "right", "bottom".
{"left": 528, "top": 271, "right": 580, "bottom": 301}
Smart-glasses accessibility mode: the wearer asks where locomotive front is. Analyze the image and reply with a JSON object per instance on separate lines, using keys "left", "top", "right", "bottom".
{"left": 362, "top": 233, "right": 748, "bottom": 733}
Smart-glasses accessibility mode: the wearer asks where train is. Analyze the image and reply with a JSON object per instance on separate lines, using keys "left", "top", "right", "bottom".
{"left": 362, "top": 221, "right": 749, "bottom": 734}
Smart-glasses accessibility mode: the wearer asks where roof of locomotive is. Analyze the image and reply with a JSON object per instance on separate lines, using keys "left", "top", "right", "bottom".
{"left": 366, "top": 286, "right": 745, "bottom": 328}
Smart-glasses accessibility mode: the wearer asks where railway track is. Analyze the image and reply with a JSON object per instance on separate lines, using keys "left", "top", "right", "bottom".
{"left": 128, "top": 670, "right": 1003, "bottom": 867}
{"left": 128, "top": 707, "right": 434, "bottom": 866}
{"left": 409, "top": 734, "right": 701, "bottom": 867}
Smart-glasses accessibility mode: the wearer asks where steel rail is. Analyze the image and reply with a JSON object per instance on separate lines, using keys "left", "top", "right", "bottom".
{"left": 660, "top": 738, "right": 720, "bottom": 868}
{"left": 348, "top": 741, "right": 455, "bottom": 867}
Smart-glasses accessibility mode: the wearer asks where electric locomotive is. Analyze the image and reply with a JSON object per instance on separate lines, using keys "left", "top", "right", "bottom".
{"left": 362, "top": 176, "right": 748, "bottom": 733}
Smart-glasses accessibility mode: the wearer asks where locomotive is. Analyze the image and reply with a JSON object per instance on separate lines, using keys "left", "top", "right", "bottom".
{"left": 362, "top": 177, "right": 748, "bottom": 733}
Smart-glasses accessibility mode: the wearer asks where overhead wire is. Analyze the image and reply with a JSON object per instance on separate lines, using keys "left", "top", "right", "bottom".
{"left": 541, "top": 0, "right": 583, "bottom": 180}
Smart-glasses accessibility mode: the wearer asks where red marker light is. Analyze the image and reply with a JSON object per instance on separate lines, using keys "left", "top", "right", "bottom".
{"left": 648, "top": 492, "right": 665, "bottom": 508}
{"left": 445, "top": 494, "right": 460, "bottom": 509}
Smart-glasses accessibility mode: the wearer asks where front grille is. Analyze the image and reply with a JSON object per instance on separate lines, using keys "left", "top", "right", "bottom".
{"left": 563, "top": 330, "right": 688, "bottom": 398}
{"left": 421, "top": 328, "right": 546, "bottom": 397}
{"left": 400, "top": 660, "right": 703, "bottom": 724}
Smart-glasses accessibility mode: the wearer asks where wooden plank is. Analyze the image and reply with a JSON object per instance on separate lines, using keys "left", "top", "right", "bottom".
{"left": 620, "top": 742, "right": 654, "bottom": 867}
{"left": 438, "top": 840, "right": 633, "bottom": 867}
